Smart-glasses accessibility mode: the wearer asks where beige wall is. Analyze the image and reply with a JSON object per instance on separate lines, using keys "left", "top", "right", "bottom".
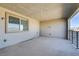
{"left": 0, "top": 7, "right": 40, "bottom": 48}
{"left": 40, "top": 19, "right": 66, "bottom": 39}
{"left": 0, "top": 6, "right": 67, "bottom": 48}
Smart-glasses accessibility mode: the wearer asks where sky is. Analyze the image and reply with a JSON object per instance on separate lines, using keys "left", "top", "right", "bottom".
{"left": 70, "top": 12, "right": 79, "bottom": 29}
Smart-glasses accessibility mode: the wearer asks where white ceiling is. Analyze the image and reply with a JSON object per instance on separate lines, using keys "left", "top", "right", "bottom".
{"left": 0, "top": 3, "right": 78, "bottom": 21}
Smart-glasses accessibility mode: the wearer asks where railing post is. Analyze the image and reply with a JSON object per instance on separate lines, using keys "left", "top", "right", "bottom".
{"left": 76, "top": 32, "right": 79, "bottom": 49}
{"left": 69, "top": 30, "right": 70, "bottom": 40}
{"left": 72, "top": 31, "right": 73, "bottom": 44}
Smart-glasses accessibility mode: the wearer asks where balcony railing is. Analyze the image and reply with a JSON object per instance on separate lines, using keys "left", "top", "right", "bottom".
{"left": 69, "top": 30, "right": 79, "bottom": 49}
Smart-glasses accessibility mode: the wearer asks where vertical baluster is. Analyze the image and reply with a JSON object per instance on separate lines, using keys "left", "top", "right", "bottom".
{"left": 69, "top": 30, "right": 70, "bottom": 40}
{"left": 72, "top": 31, "right": 73, "bottom": 44}
{"left": 76, "top": 32, "right": 78, "bottom": 49}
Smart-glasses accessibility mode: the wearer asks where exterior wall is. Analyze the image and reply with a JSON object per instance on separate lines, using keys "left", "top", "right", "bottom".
{"left": 40, "top": 19, "right": 66, "bottom": 39}
{"left": 0, "top": 7, "right": 40, "bottom": 48}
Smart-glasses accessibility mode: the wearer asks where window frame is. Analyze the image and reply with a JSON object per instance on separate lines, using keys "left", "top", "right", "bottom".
{"left": 5, "top": 12, "right": 29, "bottom": 33}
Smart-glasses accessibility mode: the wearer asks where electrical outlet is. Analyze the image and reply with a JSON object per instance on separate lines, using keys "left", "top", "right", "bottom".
{"left": 37, "top": 32, "right": 38, "bottom": 34}
{"left": 3, "top": 39, "right": 7, "bottom": 42}
{"left": 49, "top": 33, "right": 51, "bottom": 36}
{"left": 48, "top": 26, "right": 51, "bottom": 28}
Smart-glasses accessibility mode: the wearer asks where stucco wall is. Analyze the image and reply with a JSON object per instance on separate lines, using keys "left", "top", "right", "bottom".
{"left": 0, "top": 7, "right": 40, "bottom": 48}
{"left": 40, "top": 19, "right": 66, "bottom": 39}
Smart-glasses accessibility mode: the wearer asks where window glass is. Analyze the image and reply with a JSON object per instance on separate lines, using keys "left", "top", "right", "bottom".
{"left": 20, "top": 20, "right": 28, "bottom": 31}
{"left": 6, "top": 13, "right": 29, "bottom": 33}
{"left": 8, "top": 16, "right": 20, "bottom": 32}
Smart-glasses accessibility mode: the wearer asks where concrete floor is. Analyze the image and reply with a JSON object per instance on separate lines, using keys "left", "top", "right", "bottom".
{"left": 0, "top": 37, "right": 79, "bottom": 56}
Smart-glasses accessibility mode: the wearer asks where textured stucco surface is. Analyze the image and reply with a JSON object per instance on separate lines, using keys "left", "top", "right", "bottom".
{"left": 40, "top": 19, "right": 66, "bottom": 39}
{"left": 0, "top": 7, "right": 40, "bottom": 48}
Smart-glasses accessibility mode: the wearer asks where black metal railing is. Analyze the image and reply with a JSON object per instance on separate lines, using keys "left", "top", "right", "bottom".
{"left": 69, "top": 30, "right": 79, "bottom": 49}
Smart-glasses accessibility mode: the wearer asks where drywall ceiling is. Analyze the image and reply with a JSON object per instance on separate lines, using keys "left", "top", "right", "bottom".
{"left": 0, "top": 3, "right": 78, "bottom": 21}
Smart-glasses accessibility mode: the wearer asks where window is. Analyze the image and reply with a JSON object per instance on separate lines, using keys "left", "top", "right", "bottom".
{"left": 6, "top": 12, "right": 28, "bottom": 33}
{"left": 20, "top": 20, "right": 28, "bottom": 31}
{"left": 8, "top": 16, "right": 20, "bottom": 32}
